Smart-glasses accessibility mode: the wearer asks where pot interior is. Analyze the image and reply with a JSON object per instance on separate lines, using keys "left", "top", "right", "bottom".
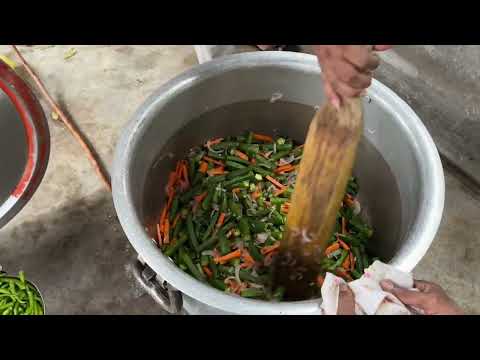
{"left": 142, "top": 99, "right": 402, "bottom": 263}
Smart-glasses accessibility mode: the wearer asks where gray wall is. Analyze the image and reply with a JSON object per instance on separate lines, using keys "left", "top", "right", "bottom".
{"left": 300, "top": 45, "right": 480, "bottom": 186}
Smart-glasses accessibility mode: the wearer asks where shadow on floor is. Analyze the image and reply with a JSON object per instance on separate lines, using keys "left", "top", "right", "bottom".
{"left": 0, "top": 190, "right": 167, "bottom": 315}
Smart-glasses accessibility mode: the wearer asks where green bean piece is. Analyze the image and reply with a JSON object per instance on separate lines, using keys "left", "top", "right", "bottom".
{"left": 220, "top": 193, "right": 228, "bottom": 213}
{"left": 169, "top": 196, "right": 180, "bottom": 222}
{"left": 261, "top": 143, "right": 292, "bottom": 152}
{"left": 272, "top": 286, "right": 286, "bottom": 301}
{"left": 337, "top": 233, "right": 362, "bottom": 247}
{"left": 172, "top": 218, "right": 184, "bottom": 240}
{"left": 186, "top": 214, "right": 200, "bottom": 252}
{"left": 164, "top": 233, "right": 189, "bottom": 257}
{"left": 239, "top": 270, "right": 266, "bottom": 284}
{"left": 238, "top": 144, "right": 260, "bottom": 156}
{"left": 246, "top": 131, "right": 253, "bottom": 144}
{"left": 211, "top": 141, "right": 240, "bottom": 150}
{"left": 202, "top": 211, "right": 220, "bottom": 242}
{"left": 218, "top": 233, "right": 231, "bottom": 256}
{"left": 3, "top": 306, "right": 12, "bottom": 315}
{"left": 254, "top": 154, "right": 275, "bottom": 169}
{"left": 209, "top": 278, "right": 227, "bottom": 291}
{"left": 226, "top": 155, "right": 252, "bottom": 166}
{"left": 248, "top": 243, "right": 264, "bottom": 262}
{"left": 228, "top": 198, "right": 243, "bottom": 219}
{"left": 252, "top": 166, "right": 273, "bottom": 177}
{"left": 179, "top": 248, "right": 206, "bottom": 282}
{"left": 197, "top": 221, "right": 235, "bottom": 252}
{"left": 362, "top": 251, "right": 370, "bottom": 269}
{"left": 180, "top": 184, "right": 202, "bottom": 203}
{"left": 330, "top": 249, "right": 349, "bottom": 271}
{"left": 271, "top": 210, "right": 285, "bottom": 225}
{"left": 206, "top": 151, "right": 225, "bottom": 160}
{"left": 270, "top": 150, "right": 291, "bottom": 162}
{"left": 351, "top": 269, "right": 362, "bottom": 279}
{"left": 202, "top": 188, "right": 215, "bottom": 211}
{"left": 206, "top": 174, "right": 227, "bottom": 185}
{"left": 226, "top": 167, "right": 251, "bottom": 180}
{"left": 241, "top": 288, "right": 265, "bottom": 299}
{"left": 250, "top": 220, "right": 267, "bottom": 233}
{"left": 19, "top": 272, "right": 26, "bottom": 287}
{"left": 270, "top": 197, "right": 289, "bottom": 206}
{"left": 225, "top": 160, "right": 246, "bottom": 170}
{"left": 212, "top": 187, "right": 222, "bottom": 204}
{"left": 238, "top": 218, "right": 251, "bottom": 240}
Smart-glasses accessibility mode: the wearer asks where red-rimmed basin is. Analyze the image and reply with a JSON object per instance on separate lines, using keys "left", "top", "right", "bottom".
{"left": 0, "top": 60, "right": 50, "bottom": 229}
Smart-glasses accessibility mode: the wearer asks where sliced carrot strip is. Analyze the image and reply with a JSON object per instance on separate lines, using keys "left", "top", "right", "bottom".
{"left": 253, "top": 133, "right": 273, "bottom": 143}
{"left": 261, "top": 242, "right": 280, "bottom": 255}
{"left": 234, "top": 150, "right": 249, "bottom": 161}
{"left": 274, "top": 187, "right": 287, "bottom": 196}
{"left": 342, "top": 253, "right": 351, "bottom": 269}
{"left": 181, "top": 162, "right": 189, "bottom": 187}
{"left": 325, "top": 242, "right": 340, "bottom": 255}
{"left": 349, "top": 252, "right": 355, "bottom": 272}
{"left": 266, "top": 175, "right": 286, "bottom": 190}
{"left": 207, "top": 167, "right": 225, "bottom": 176}
{"left": 159, "top": 206, "right": 167, "bottom": 231}
{"left": 199, "top": 161, "right": 208, "bottom": 174}
{"left": 194, "top": 192, "right": 208, "bottom": 203}
{"left": 163, "top": 218, "right": 170, "bottom": 244}
{"left": 214, "top": 249, "right": 242, "bottom": 264}
{"left": 275, "top": 164, "right": 295, "bottom": 174}
{"left": 232, "top": 188, "right": 241, "bottom": 194}
{"left": 203, "top": 266, "right": 213, "bottom": 278}
{"left": 172, "top": 213, "right": 181, "bottom": 229}
{"left": 216, "top": 212, "right": 226, "bottom": 228}
{"left": 338, "top": 238, "right": 350, "bottom": 251}
{"left": 156, "top": 223, "right": 163, "bottom": 245}
{"left": 206, "top": 137, "right": 224, "bottom": 146}
{"left": 280, "top": 203, "right": 290, "bottom": 214}
{"left": 251, "top": 190, "right": 261, "bottom": 200}
{"left": 167, "top": 171, "right": 177, "bottom": 192}
{"left": 203, "top": 156, "right": 225, "bottom": 166}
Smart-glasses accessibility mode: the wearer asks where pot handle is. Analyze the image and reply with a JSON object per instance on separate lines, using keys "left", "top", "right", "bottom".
{"left": 131, "top": 259, "right": 183, "bottom": 314}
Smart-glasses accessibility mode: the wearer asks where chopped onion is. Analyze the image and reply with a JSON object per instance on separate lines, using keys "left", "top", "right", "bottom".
{"left": 278, "top": 155, "right": 295, "bottom": 166}
{"left": 233, "top": 240, "right": 244, "bottom": 250}
{"left": 249, "top": 283, "right": 264, "bottom": 289}
{"left": 256, "top": 233, "right": 269, "bottom": 244}
{"left": 234, "top": 264, "right": 241, "bottom": 284}
{"left": 201, "top": 250, "right": 215, "bottom": 257}
{"left": 352, "top": 199, "right": 362, "bottom": 215}
{"left": 224, "top": 276, "right": 236, "bottom": 284}
{"left": 206, "top": 142, "right": 223, "bottom": 154}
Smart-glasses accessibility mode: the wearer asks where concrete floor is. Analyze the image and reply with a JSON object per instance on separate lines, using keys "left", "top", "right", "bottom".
{"left": 0, "top": 45, "right": 478, "bottom": 314}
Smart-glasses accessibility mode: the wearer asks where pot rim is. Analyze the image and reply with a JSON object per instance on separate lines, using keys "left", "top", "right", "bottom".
{"left": 0, "top": 60, "right": 50, "bottom": 229}
{"left": 112, "top": 51, "right": 444, "bottom": 314}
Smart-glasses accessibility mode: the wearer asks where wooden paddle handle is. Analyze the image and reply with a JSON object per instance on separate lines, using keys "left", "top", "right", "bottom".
{"left": 284, "top": 97, "right": 363, "bottom": 264}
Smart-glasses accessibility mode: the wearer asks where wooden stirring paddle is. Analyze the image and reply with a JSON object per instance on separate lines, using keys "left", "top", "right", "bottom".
{"left": 273, "top": 98, "right": 364, "bottom": 300}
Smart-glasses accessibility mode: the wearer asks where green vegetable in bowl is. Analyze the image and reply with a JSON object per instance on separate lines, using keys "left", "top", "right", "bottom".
{"left": 0, "top": 271, "right": 44, "bottom": 315}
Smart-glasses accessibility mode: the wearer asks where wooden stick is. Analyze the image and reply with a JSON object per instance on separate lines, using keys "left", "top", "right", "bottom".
{"left": 10, "top": 45, "right": 112, "bottom": 192}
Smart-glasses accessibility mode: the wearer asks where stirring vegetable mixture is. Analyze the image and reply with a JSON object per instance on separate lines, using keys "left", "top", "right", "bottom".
{"left": 0, "top": 271, "right": 44, "bottom": 315}
{"left": 155, "top": 133, "right": 377, "bottom": 301}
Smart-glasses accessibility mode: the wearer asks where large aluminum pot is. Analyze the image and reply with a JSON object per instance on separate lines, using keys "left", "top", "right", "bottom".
{"left": 112, "top": 52, "right": 444, "bottom": 315}
{"left": 0, "top": 60, "right": 50, "bottom": 229}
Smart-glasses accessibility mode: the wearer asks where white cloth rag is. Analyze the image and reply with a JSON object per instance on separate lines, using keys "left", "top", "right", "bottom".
{"left": 321, "top": 260, "right": 416, "bottom": 315}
